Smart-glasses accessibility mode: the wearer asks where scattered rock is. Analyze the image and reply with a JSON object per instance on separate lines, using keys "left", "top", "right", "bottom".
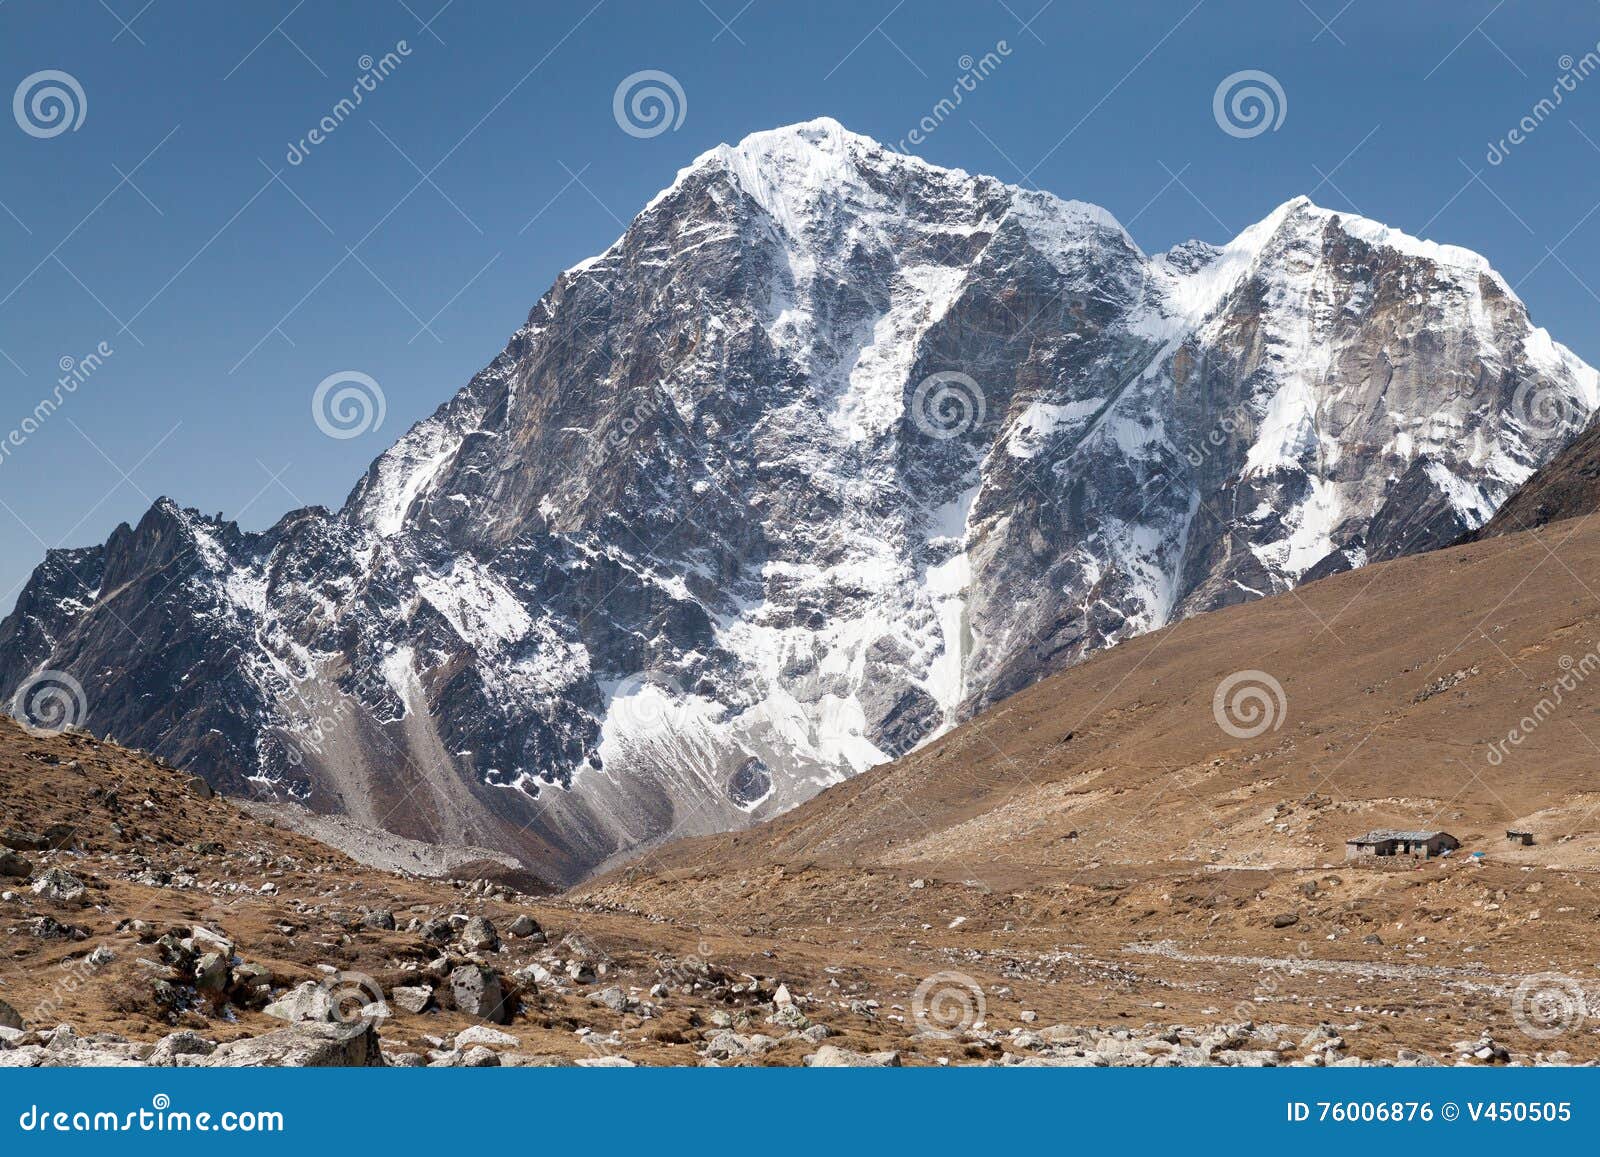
{"left": 1, "top": 829, "right": 44, "bottom": 853}
{"left": 455, "top": 1025, "right": 519, "bottom": 1049}
{"left": 148, "top": 1030, "right": 216, "bottom": 1066}
{"left": 806, "top": 1044, "right": 901, "bottom": 1067}
{"left": 194, "top": 951, "right": 230, "bottom": 997}
{"left": 506, "top": 914, "right": 543, "bottom": 940}
{"left": 461, "top": 915, "right": 500, "bottom": 953}
{"left": 264, "top": 981, "right": 335, "bottom": 1024}
{"left": 391, "top": 985, "right": 433, "bottom": 1014}
{"left": 205, "top": 1022, "right": 385, "bottom": 1067}
{"left": 449, "top": 964, "right": 510, "bottom": 1024}
{"left": 458, "top": 1045, "right": 501, "bottom": 1067}
{"left": 31, "top": 867, "right": 86, "bottom": 906}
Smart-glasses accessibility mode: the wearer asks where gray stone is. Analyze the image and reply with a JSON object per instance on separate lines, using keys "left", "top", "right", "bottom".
{"left": 506, "top": 914, "right": 542, "bottom": 939}
{"left": 703, "top": 1030, "right": 779, "bottom": 1061}
{"left": 194, "top": 951, "right": 230, "bottom": 995}
{"left": 31, "top": 868, "right": 86, "bottom": 906}
{"left": 455, "top": 1025, "right": 519, "bottom": 1049}
{"left": 0, "top": 850, "right": 31, "bottom": 879}
{"left": 0, "top": 1045, "right": 44, "bottom": 1067}
{"left": 263, "top": 980, "right": 334, "bottom": 1024}
{"left": 204, "top": 1022, "right": 385, "bottom": 1067}
{"left": 460, "top": 915, "right": 500, "bottom": 953}
{"left": 391, "top": 985, "right": 433, "bottom": 1014}
{"left": 1, "top": 829, "right": 44, "bottom": 852}
{"left": 449, "top": 964, "right": 509, "bottom": 1024}
{"left": 148, "top": 1031, "right": 217, "bottom": 1066}
{"left": 806, "top": 1044, "right": 901, "bottom": 1067}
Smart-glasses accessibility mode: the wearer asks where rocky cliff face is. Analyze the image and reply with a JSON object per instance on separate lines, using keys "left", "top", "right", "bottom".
{"left": 4, "top": 119, "right": 1594, "bottom": 882}
{"left": 1468, "top": 411, "right": 1600, "bottom": 540}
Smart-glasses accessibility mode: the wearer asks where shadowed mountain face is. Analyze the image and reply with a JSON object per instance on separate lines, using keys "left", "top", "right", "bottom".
{"left": 3, "top": 119, "right": 1595, "bottom": 883}
{"left": 1468, "top": 414, "right": 1600, "bottom": 541}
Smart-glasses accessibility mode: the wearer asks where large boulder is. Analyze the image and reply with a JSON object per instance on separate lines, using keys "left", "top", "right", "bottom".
{"left": 147, "top": 1030, "right": 217, "bottom": 1066}
{"left": 448, "top": 965, "right": 510, "bottom": 1024}
{"left": 506, "top": 914, "right": 544, "bottom": 941}
{"left": 263, "top": 981, "right": 334, "bottom": 1024}
{"left": 805, "top": 1044, "right": 902, "bottom": 1067}
{"left": 455, "top": 1025, "right": 519, "bottom": 1048}
{"left": 391, "top": 985, "right": 433, "bottom": 1014}
{"left": 703, "top": 1030, "right": 780, "bottom": 1061}
{"left": 229, "top": 962, "right": 274, "bottom": 1009}
{"left": 204, "top": 1022, "right": 385, "bottom": 1067}
{"left": 1, "top": 829, "right": 44, "bottom": 852}
{"left": 460, "top": 916, "right": 500, "bottom": 953}
{"left": 0, "top": 850, "right": 31, "bottom": 878}
{"left": 31, "top": 867, "right": 86, "bottom": 906}
{"left": 194, "top": 952, "right": 230, "bottom": 1000}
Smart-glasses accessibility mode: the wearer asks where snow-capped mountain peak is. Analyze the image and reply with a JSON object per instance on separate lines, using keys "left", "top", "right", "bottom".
{"left": 4, "top": 121, "right": 1594, "bottom": 883}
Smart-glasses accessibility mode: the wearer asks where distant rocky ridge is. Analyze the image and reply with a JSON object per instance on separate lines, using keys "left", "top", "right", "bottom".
{"left": 3, "top": 118, "right": 1596, "bottom": 881}
{"left": 1467, "top": 414, "right": 1600, "bottom": 540}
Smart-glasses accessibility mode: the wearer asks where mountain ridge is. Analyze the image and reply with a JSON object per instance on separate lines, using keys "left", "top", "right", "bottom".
{"left": 4, "top": 118, "right": 1596, "bottom": 882}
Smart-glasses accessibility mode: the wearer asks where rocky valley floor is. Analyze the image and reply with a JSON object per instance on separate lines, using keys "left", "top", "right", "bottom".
{"left": 8, "top": 516, "right": 1600, "bottom": 1066}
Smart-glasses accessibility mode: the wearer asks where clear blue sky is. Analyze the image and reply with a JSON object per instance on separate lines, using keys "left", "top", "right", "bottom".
{"left": 1, "top": 0, "right": 1597, "bottom": 601}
